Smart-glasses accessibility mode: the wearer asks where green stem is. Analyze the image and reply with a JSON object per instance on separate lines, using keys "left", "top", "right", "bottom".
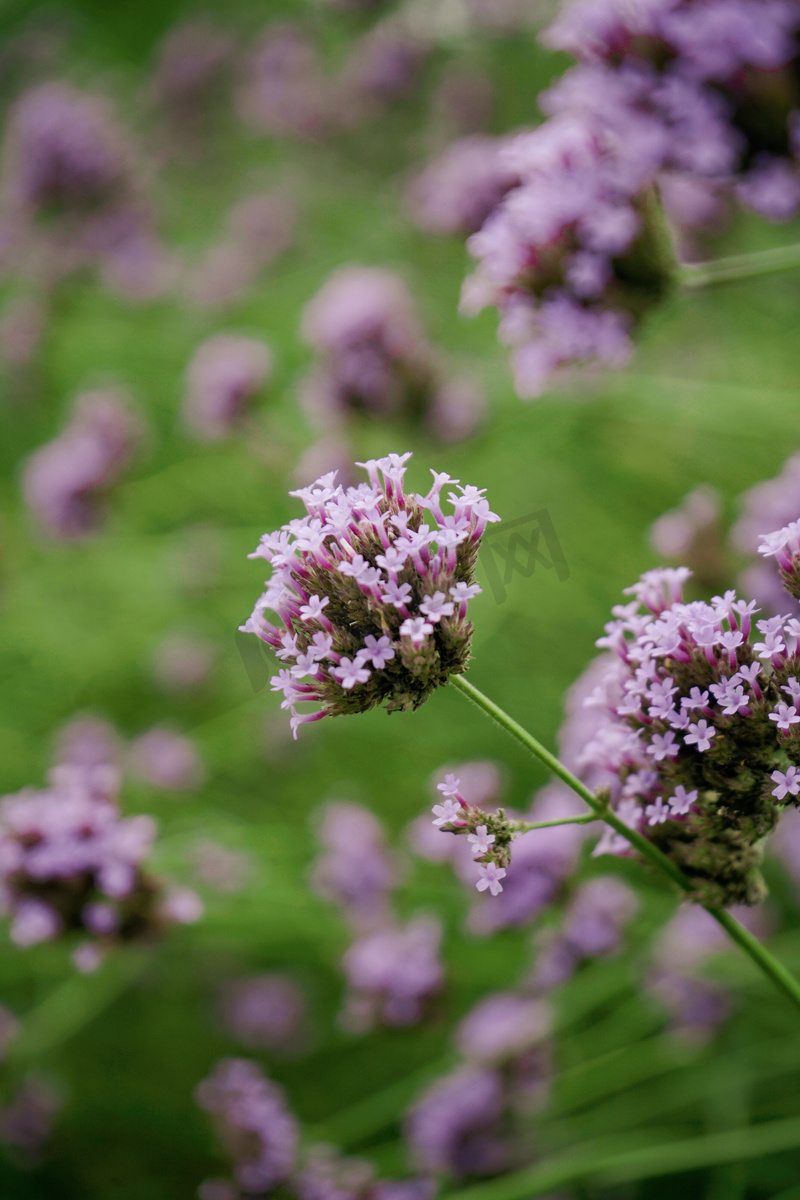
{"left": 680, "top": 242, "right": 800, "bottom": 289}
{"left": 511, "top": 814, "right": 599, "bottom": 833}
{"left": 449, "top": 673, "right": 800, "bottom": 1017}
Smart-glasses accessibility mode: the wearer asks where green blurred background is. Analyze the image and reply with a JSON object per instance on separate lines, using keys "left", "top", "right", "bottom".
{"left": 2, "top": 1, "right": 800, "bottom": 1197}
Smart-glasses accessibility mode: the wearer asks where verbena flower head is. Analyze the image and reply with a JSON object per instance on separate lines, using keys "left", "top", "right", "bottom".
{"left": 3, "top": 82, "right": 132, "bottom": 216}
{"left": 530, "top": 875, "right": 637, "bottom": 990}
{"left": 541, "top": 0, "right": 800, "bottom": 224}
{"left": 405, "top": 1066, "right": 508, "bottom": 1178}
{"left": 240, "top": 454, "right": 496, "bottom": 736}
{"left": 583, "top": 565, "right": 800, "bottom": 905}
{"left": 341, "top": 916, "right": 444, "bottom": 1031}
{"left": 311, "top": 801, "right": 396, "bottom": 930}
{"left": 0, "top": 764, "right": 200, "bottom": 963}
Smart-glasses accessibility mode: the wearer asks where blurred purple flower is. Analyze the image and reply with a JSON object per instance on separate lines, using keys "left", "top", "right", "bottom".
{"left": 218, "top": 974, "right": 307, "bottom": 1051}
{"left": 0, "top": 763, "right": 198, "bottom": 960}
{"left": 183, "top": 334, "right": 271, "bottom": 440}
{"left": 196, "top": 1058, "right": 299, "bottom": 1195}
{"left": 341, "top": 915, "right": 444, "bottom": 1030}
{"left": 405, "top": 1067, "right": 509, "bottom": 1178}
{"left": 22, "top": 389, "right": 142, "bottom": 540}
{"left": 127, "top": 727, "right": 204, "bottom": 792}
{"left": 312, "top": 801, "right": 397, "bottom": 930}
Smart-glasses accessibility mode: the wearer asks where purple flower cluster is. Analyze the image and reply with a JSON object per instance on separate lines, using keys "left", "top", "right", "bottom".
{"left": 197, "top": 1058, "right": 434, "bottom": 1200}
{"left": 0, "top": 764, "right": 200, "bottom": 965}
{"left": 342, "top": 915, "right": 444, "bottom": 1031}
{"left": 461, "top": 111, "right": 675, "bottom": 397}
{"left": 184, "top": 191, "right": 296, "bottom": 309}
{"left": 240, "top": 454, "right": 496, "bottom": 737}
{"left": 458, "top": 0, "right": 800, "bottom": 396}
{"left": 647, "top": 902, "right": 768, "bottom": 1040}
{"left": 582, "top": 564, "right": 800, "bottom": 904}
{"left": 312, "top": 801, "right": 396, "bottom": 931}
{"left": 236, "top": 24, "right": 336, "bottom": 141}
{"left": 182, "top": 334, "right": 272, "bottom": 440}
{"left": 128, "top": 726, "right": 205, "bottom": 791}
{"left": 22, "top": 390, "right": 142, "bottom": 540}
{"left": 542, "top": 0, "right": 800, "bottom": 223}
{"left": 301, "top": 267, "right": 485, "bottom": 442}
{"left": 150, "top": 20, "right": 235, "bottom": 141}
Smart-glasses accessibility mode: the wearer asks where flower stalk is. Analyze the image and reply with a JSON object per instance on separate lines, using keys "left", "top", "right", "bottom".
{"left": 680, "top": 243, "right": 800, "bottom": 290}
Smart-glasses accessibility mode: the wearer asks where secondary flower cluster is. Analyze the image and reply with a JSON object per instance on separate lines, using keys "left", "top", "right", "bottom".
{"left": 240, "top": 454, "right": 496, "bottom": 736}
{"left": 0, "top": 763, "right": 201, "bottom": 968}
{"left": 416, "top": 763, "right": 588, "bottom": 932}
{"left": 583, "top": 564, "right": 800, "bottom": 905}
{"left": 301, "top": 268, "right": 485, "bottom": 443}
{"left": 196, "top": 1057, "right": 435, "bottom": 1200}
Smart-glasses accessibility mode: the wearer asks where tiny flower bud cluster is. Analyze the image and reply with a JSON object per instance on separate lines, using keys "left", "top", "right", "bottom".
{"left": 419, "top": 766, "right": 588, "bottom": 932}
{"left": 585, "top": 565, "right": 800, "bottom": 905}
{"left": 431, "top": 773, "right": 512, "bottom": 895}
{"left": 240, "top": 454, "right": 496, "bottom": 737}
{"left": 0, "top": 764, "right": 201, "bottom": 966}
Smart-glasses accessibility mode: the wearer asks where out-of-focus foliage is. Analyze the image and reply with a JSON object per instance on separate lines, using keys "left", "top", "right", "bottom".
{"left": 1, "top": 1, "right": 800, "bottom": 1198}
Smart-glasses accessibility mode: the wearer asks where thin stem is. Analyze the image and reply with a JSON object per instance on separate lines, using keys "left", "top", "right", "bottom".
{"left": 449, "top": 673, "right": 800, "bottom": 1017}
{"left": 680, "top": 242, "right": 800, "bottom": 289}
{"left": 512, "top": 814, "right": 599, "bottom": 833}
